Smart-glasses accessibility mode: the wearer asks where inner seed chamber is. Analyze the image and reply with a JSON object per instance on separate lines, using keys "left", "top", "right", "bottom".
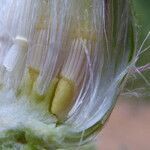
{"left": 0, "top": 0, "right": 136, "bottom": 149}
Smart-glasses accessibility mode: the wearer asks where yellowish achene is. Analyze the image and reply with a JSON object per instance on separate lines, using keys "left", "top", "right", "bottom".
{"left": 51, "top": 77, "right": 75, "bottom": 120}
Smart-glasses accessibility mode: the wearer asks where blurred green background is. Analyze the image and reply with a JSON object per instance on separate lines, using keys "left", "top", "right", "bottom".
{"left": 135, "top": 0, "right": 150, "bottom": 82}
{"left": 133, "top": 0, "right": 150, "bottom": 34}
{"left": 125, "top": 0, "right": 150, "bottom": 98}
{"left": 133, "top": 0, "right": 150, "bottom": 64}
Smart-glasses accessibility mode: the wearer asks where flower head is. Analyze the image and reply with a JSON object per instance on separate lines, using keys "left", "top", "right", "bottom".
{"left": 0, "top": 0, "right": 136, "bottom": 149}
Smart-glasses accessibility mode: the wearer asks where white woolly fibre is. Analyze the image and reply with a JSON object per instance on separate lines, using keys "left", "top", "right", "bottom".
{"left": 0, "top": 89, "right": 57, "bottom": 132}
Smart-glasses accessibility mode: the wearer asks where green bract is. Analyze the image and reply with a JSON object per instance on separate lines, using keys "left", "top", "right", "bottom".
{"left": 0, "top": 0, "right": 136, "bottom": 149}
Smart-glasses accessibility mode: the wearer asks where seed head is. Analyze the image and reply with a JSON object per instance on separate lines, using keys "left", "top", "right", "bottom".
{"left": 0, "top": 0, "right": 136, "bottom": 149}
